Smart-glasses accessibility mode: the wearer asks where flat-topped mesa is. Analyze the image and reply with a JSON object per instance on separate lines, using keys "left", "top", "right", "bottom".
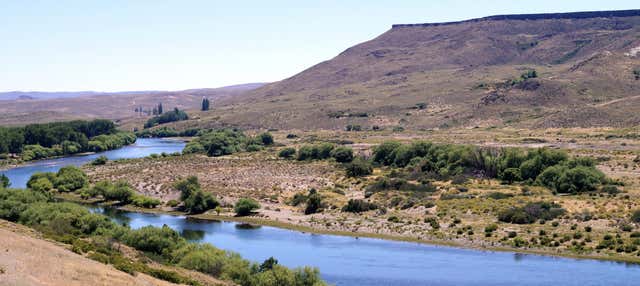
{"left": 392, "top": 9, "right": 640, "bottom": 28}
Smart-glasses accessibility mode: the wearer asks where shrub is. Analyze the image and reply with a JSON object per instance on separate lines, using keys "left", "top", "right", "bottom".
{"left": 234, "top": 198, "right": 260, "bottom": 216}
{"left": 122, "top": 225, "right": 185, "bottom": 257}
{"left": 424, "top": 217, "right": 440, "bottom": 229}
{"left": 601, "top": 185, "right": 620, "bottom": 195}
{"left": 245, "top": 144, "right": 263, "bottom": 152}
{"left": 91, "top": 155, "right": 108, "bottom": 165}
{"left": 500, "top": 168, "right": 522, "bottom": 183}
{"left": 330, "top": 147, "right": 354, "bottom": 163}
{"left": 0, "top": 174, "right": 9, "bottom": 188}
{"left": 174, "top": 176, "right": 201, "bottom": 201}
{"left": 372, "top": 141, "right": 402, "bottom": 165}
{"left": 101, "top": 181, "right": 135, "bottom": 203}
{"left": 345, "top": 157, "right": 373, "bottom": 177}
{"left": 183, "top": 190, "right": 219, "bottom": 214}
{"left": 258, "top": 132, "right": 274, "bottom": 146}
{"left": 176, "top": 244, "right": 226, "bottom": 276}
{"left": 27, "top": 172, "right": 57, "bottom": 190}
{"left": 182, "top": 141, "right": 205, "bottom": 154}
{"left": 498, "top": 202, "right": 566, "bottom": 224}
{"left": 296, "top": 143, "right": 335, "bottom": 161}
{"left": 387, "top": 216, "right": 400, "bottom": 223}
{"left": 537, "top": 164, "right": 605, "bottom": 194}
{"left": 304, "top": 192, "right": 323, "bottom": 215}
{"left": 54, "top": 166, "right": 88, "bottom": 192}
{"left": 131, "top": 195, "right": 161, "bottom": 208}
{"left": 342, "top": 199, "right": 378, "bottom": 213}
{"left": 484, "top": 224, "right": 498, "bottom": 234}
{"left": 29, "top": 177, "right": 54, "bottom": 193}
{"left": 0, "top": 188, "right": 49, "bottom": 221}
{"left": 631, "top": 209, "right": 640, "bottom": 223}
{"left": 485, "top": 192, "right": 513, "bottom": 200}
{"left": 278, "top": 147, "right": 296, "bottom": 159}
{"left": 173, "top": 176, "right": 218, "bottom": 214}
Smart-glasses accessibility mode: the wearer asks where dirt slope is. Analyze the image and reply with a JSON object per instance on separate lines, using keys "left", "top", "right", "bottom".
{"left": 0, "top": 220, "right": 180, "bottom": 286}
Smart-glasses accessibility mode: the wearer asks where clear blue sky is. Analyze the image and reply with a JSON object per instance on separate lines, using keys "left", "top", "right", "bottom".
{"left": 0, "top": 0, "right": 637, "bottom": 92}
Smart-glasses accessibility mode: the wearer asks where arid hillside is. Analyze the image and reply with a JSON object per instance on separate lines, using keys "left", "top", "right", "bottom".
{"left": 181, "top": 9, "right": 640, "bottom": 131}
{"left": 0, "top": 220, "right": 181, "bottom": 286}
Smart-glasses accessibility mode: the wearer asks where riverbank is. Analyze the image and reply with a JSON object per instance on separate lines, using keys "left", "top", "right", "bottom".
{"left": 110, "top": 202, "right": 640, "bottom": 265}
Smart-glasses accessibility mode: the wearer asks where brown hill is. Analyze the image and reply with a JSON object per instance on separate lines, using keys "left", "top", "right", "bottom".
{"left": 189, "top": 9, "right": 640, "bottom": 131}
{"left": 0, "top": 84, "right": 264, "bottom": 126}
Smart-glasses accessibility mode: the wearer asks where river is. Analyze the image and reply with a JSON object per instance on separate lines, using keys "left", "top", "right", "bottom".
{"left": 2, "top": 138, "right": 640, "bottom": 285}
{"left": 0, "top": 138, "right": 186, "bottom": 188}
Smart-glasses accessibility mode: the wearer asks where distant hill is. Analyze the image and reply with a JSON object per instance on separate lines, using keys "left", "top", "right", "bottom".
{"left": 0, "top": 83, "right": 265, "bottom": 126}
{"left": 190, "top": 9, "right": 640, "bottom": 130}
{"left": 0, "top": 90, "right": 162, "bottom": 101}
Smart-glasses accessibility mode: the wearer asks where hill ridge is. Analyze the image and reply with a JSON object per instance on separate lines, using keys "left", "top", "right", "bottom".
{"left": 392, "top": 9, "right": 640, "bottom": 28}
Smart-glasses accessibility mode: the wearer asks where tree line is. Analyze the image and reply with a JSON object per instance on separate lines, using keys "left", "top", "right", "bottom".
{"left": 144, "top": 108, "right": 189, "bottom": 129}
{"left": 0, "top": 119, "right": 135, "bottom": 160}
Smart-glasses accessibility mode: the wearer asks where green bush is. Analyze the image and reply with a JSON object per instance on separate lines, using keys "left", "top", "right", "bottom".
{"left": 29, "top": 177, "right": 54, "bottom": 193}
{"left": 631, "top": 209, "right": 640, "bottom": 223}
{"left": 234, "top": 198, "right": 260, "bottom": 216}
{"left": 175, "top": 176, "right": 201, "bottom": 201}
{"left": 296, "top": 143, "right": 334, "bottom": 161}
{"left": 500, "top": 168, "right": 522, "bottom": 183}
{"left": 54, "top": 166, "right": 88, "bottom": 192}
{"left": 0, "top": 188, "right": 49, "bottom": 221}
{"left": 537, "top": 165, "right": 605, "bottom": 194}
{"left": 122, "top": 225, "right": 185, "bottom": 257}
{"left": 27, "top": 172, "right": 57, "bottom": 190}
{"left": 342, "top": 199, "right": 378, "bottom": 213}
{"left": 304, "top": 191, "right": 323, "bottom": 215}
{"left": 101, "top": 181, "right": 135, "bottom": 203}
{"left": 258, "top": 132, "right": 274, "bottom": 146}
{"left": 174, "top": 244, "right": 226, "bottom": 276}
{"left": 345, "top": 157, "right": 373, "bottom": 177}
{"left": 278, "top": 147, "right": 296, "bottom": 159}
{"left": 330, "top": 147, "right": 354, "bottom": 163}
{"left": 372, "top": 141, "right": 402, "bottom": 165}
{"left": 498, "top": 202, "right": 566, "bottom": 224}
{"left": 19, "top": 202, "right": 114, "bottom": 236}
{"left": 91, "top": 155, "right": 108, "bottom": 165}
{"left": 173, "top": 176, "right": 218, "bottom": 214}
{"left": 0, "top": 174, "right": 9, "bottom": 188}
{"left": 183, "top": 190, "right": 219, "bottom": 214}
{"left": 131, "top": 195, "right": 161, "bottom": 208}
{"left": 182, "top": 141, "right": 205, "bottom": 154}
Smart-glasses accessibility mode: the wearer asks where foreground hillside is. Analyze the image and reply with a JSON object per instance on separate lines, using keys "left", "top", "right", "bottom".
{"left": 0, "top": 220, "right": 181, "bottom": 286}
{"left": 174, "top": 10, "right": 640, "bottom": 131}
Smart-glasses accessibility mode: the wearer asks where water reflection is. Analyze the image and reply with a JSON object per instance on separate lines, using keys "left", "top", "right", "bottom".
{"left": 181, "top": 229, "right": 205, "bottom": 241}
{"left": 235, "top": 223, "right": 262, "bottom": 230}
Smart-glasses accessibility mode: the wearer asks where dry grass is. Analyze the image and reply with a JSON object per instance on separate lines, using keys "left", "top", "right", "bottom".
{"left": 0, "top": 220, "right": 181, "bottom": 286}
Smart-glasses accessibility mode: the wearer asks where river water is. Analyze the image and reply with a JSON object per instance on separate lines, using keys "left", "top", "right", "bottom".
{"left": 2, "top": 138, "right": 640, "bottom": 285}
{"left": 0, "top": 138, "right": 186, "bottom": 188}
